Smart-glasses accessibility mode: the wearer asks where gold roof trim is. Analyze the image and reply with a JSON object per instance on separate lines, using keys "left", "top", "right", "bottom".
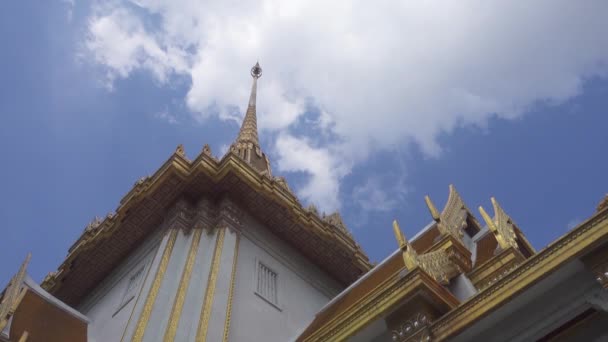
{"left": 303, "top": 197, "right": 608, "bottom": 341}
{"left": 425, "top": 184, "right": 471, "bottom": 240}
{"left": 393, "top": 220, "right": 452, "bottom": 285}
{"left": 479, "top": 197, "right": 536, "bottom": 254}
{"left": 430, "top": 202, "right": 608, "bottom": 340}
{"left": 598, "top": 193, "right": 608, "bottom": 212}
{"left": 41, "top": 148, "right": 370, "bottom": 304}
{"left": 0, "top": 253, "right": 30, "bottom": 332}
{"left": 478, "top": 198, "right": 517, "bottom": 250}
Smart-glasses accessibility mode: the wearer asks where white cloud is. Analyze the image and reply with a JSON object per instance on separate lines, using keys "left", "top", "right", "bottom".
{"left": 154, "top": 109, "right": 179, "bottom": 124}
{"left": 274, "top": 134, "right": 351, "bottom": 210}
{"left": 82, "top": 0, "right": 608, "bottom": 211}
{"left": 352, "top": 177, "right": 407, "bottom": 213}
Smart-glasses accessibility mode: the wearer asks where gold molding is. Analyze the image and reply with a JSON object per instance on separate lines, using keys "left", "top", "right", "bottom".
{"left": 42, "top": 150, "right": 371, "bottom": 302}
{"left": 430, "top": 208, "right": 608, "bottom": 340}
{"left": 17, "top": 330, "right": 29, "bottom": 342}
{"left": 196, "top": 227, "right": 226, "bottom": 342}
{"left": 304, "top": 209, "right": 608, "bottom": 341}
{"left": 302, "top": 269, "right": 458, "bottom": 341}
{"left": 223, "top": 233, "right": 240, "bottom": 342}
{"left": 131, "top": 229, "right": 178, "bottom": 342}
{"left": 163, "top": 228, "right": 203, "bottom": 342}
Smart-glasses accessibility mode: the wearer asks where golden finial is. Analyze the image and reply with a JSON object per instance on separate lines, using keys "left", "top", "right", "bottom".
{"left": 478, "top": 198, "right": 516, "bottom": 250}
{"left": 392, "top": 220, "right": 418, "bottom": 270}
{"left": 393, "top": 220, "right": 407, "bottom": 249}
{"left": 0, "top": 253, "right": 31, "bottom": 332}
{"left": 202, "top": 144, "right": 212, "bottom": 156}
{"left": 175, "top": 144, "right": 185, "bottom": 157}
{"left": 598, "top": 194, "right": 608, "bottom": 212}
{"left": 424, "top": 195, "right": 441, "bottom": 221}
{"left": 478, "top": 204, "right": 508, "bottom": 248}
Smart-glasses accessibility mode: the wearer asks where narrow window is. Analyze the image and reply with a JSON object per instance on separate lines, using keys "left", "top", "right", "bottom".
{"left": 255, "top": 261, "right": 279, "bottom": 307}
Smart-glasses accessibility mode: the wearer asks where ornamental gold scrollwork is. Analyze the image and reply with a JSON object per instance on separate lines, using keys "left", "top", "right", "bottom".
{"left": 324, "top": 212, "right": 354, "bottom": 238}
{"left": 391, "top": 313, "right": 432, "bottom": 342}
{"left": 479, "top": 197, "right": 519, "bottom": 251}
{"left": 175, "top": 144, "right": 186, "bottom": 157}
{"left": 393, "top": 221, "right": 451, "bottom": 284}
{"left": 0, "top": 253, "right": 31, "bottom": 332}
{"left": 425, "top": 185, "right": 468, "bottom": 241}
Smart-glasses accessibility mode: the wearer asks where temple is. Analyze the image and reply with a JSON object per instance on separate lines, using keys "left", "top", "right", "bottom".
{"left": 2, "top": 63, "right": 608, "bottom": 342}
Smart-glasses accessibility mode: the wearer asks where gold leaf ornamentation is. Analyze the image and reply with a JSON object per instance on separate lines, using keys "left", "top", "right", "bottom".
{"left": 0, "top": 253, "right": 31, "bottom": 332}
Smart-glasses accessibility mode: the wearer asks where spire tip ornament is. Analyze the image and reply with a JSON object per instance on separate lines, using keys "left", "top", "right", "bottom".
{"left": 228, "top": 62, "right": 272, "bottom": 175}
{"left": 251, "top": 61, "right": 262, "bottom": 79}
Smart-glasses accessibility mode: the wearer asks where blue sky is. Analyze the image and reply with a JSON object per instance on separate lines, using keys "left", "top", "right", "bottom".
{"left": 1, "top": 1, "right": 607, "bottom": 286}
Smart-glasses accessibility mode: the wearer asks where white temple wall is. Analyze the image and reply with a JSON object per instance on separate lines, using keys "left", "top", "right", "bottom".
{"left": 173, "top": 228, "right": 218, "bottom": 341}
{"left": 78, "top": 227, "right": 163, "bottom": 342}
{"left": 229, "top": 210, "right": 343, "bottom": 342}
{"left": 74, "top": 198, "right": 345, "bottom": 342}
{"left": 141, "top": 228, "right": 193, "bottom": 342}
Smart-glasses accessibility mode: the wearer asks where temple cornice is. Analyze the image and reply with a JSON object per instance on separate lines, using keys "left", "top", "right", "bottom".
{"left": 41, "top": 146, "right": 371, "bottom": 306}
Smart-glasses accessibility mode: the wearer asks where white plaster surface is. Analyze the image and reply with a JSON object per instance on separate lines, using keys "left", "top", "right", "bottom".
{"left": 448, "top": 273, "right": 477, "bottom": 302}
{"left": 79, "top": 228, "right": 163, "bottom": 342}
{"left": 173, "top": 228, "right": 217, "bottom": 342}
{"left": 229, "top": 212, "right": 342, "bottom": 342}
{"left": 206, "top": 228, "right": 238, "bottom": 342}
{"left": 143, "top": 228, "right": 193, "bottom": 342}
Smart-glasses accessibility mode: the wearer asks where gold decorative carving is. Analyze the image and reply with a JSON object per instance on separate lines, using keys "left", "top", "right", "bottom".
{"left": 0, "top": 253, "right": 30, "bottom": 332}
{"left": 393, "top": 220, "right": 417, "bottom": 270}
{"left": 196, "top": 227, "right": 226, "bottom": 342}
{"left": 479, "top": 197, "right": 519, "bottom": 250}
{"left": 175, "top": 144, "right": 185, "bottom": 157}
{"left": 273, "top": 176, "right": 294, "bottom": 195}
{"left": 598, "top": 194, "right": 608, "bottom": 212}
{"left": 135, "top": 176, "right": 151, "bottom": 186}
{"left": 391, "top": 313, "right": 431, "bottom": 342}
{"left": 163, "top": 228, "right": 203, "bottom": 342}
{"left": 325, "top": 212, "right": 353, "bottom": 238}
{"left": 302, "top": 268, "right": 458, "bottom": 341}
{"left": 424, "top": 185, "right": 467, "bottom": 241}
{"left": 131, "top": 229, "right": 178, "bottom": 342}
{"left": 307, "top": 204, "right": 319, "bottom": 216}
{"left": 417, "top": 250, "right": 452, "bottom": 285}
{"left": 42, "top": 141, "right": 371, "bottom": 304}
{"left": 431, "top": 208, "right": 608, "bottom": 340}
{"left": 202, "top": 144, "right": 213, "bottom": 157}
{"left": 223, "top": 233, "right": 240, "bottom": 342}
{"left": 393, "top": 220, "right": 451, "bottom": 284}
{"left": 84, "top": 216, "right": 102, "bottom": 233}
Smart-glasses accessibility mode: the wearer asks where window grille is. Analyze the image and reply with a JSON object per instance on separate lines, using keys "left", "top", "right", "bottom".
{"left": 256, "top": 262, "right": 278, "bottom": 306}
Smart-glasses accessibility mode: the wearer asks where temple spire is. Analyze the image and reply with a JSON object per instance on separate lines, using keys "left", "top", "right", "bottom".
{"left": 229, "top": 62, "right": 271, "bottom": 175}
{"left": 236, "top": 62, "right": 262, "bottom": 146}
